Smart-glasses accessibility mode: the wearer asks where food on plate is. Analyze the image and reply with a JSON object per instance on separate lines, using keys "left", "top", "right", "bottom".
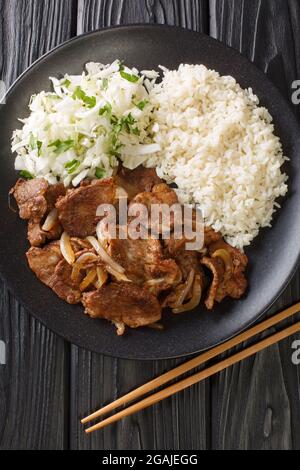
{"left": 11, "top": 61, "right": 160, "bottom": 187}
{"left": 11, "top": 167, "right": 248, "bottom": 335}
{"left": 10, "top": 61, "right": 288, "bottom": 335}
{"left": 55, "top": 178, "right": 117, "bottom": 238}
{"left": 11, "top": 62, "right": 288, "bottom": 249}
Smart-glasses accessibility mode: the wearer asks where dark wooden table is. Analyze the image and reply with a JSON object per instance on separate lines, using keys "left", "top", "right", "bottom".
{"left": 1, "top": 0, "right": 300, "bottom": 451}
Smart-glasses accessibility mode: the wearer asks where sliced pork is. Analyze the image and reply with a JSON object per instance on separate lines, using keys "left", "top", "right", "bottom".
{"left": 56, "top": 178, "right": 116, "bottom": 238}
{"left": 82, "top": 282, "right": 161, "bottom": 331}
{"left": 116, "top": 165, "right": 162, "bottom": 199}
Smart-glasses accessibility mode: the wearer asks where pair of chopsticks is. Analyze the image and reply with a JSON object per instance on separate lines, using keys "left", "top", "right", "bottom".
{"left": 81, "top": 302, "right": 300, "bottom": 433}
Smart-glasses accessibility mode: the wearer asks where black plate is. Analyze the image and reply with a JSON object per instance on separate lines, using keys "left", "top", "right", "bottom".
{"left": 0, "top": 25, "right": 299, "bottom": 360}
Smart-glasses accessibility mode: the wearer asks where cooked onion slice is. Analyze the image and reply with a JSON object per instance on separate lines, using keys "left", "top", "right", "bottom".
{"left": 80, "top": 269, "right": 97, "bottom": 292}
{"left": 146, "top": 278, "right": 165, "bottom": 286}
{"left": 173, "top": 275, "right": 202, "bottom": 314}
{"left": 113, "top": 321, "right": 126, "bottom": 336}
{"left": 174, "top": 269, "right": 195, "bottom": 308}
{"left": 60, "top": 231, "right": 75, "bottom": 265}
{"left": 42, "top": 209, "right": 58, "bottom": 232}
{"left": 212, "top": 249, "right": 232, "bottom": 272}
{"left": 71, "top": 252, "right": 99, "bottom": 282}
{"left": 86, "top": 236, "right": 125, "bottom": 274}
{"left": 106, "top": 265, "right": 132, "bottom": 282}
{"left": 96, "top": 267, "right": 108, "bottom": 289}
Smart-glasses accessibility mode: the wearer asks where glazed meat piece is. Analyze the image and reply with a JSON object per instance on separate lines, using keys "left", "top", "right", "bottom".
{"left": 50, "top": 259, "right": 83, "bottom": 304}
{"left": 208, "top": 239, "right": 248, "bottom": 302}
{"left": 108, "top": 234, "right": 181, "bottom": 293}
{"left": 145, "top": 258, "right": 182, "bottom": 295}
{"left": 162, "top": 246, "right": 205, "bottom": 309}
{"left": 10, "top": 178, "right": 66, "bottom": 223}
{"left": 56, "top": 179, "right": 116, "bottom": 238}
{"left": 82, "top": 282, "right": 161, "bottom": 331}
{"left": 26, "top": 241, "right": 62, "bottom": 286}
{"left": 27, "top": 220, "right": 62, "bottom": 247}
{"left": 11, "top": 178, "right": 49, "bottom": 222}
{"left": 44, "top": 183, "right": 67, "bottom": 211}
{"left": 116, "top": 165, "right": 162, "bottom": 199}
{"left": 26, "top": 239, "right": 95, "bottom": 303}
{"left": 108, "top": 236, "right": 162, "bottom": 282}
{"left": 132, "top": 183, "right": 178, "bottom": 209}
{"left": 201, "top": 256, "right": 225, "bottom": 309}
{"left": 130, "top": 184, "right": 179, "bottom": 235}
{"left": 173, "top": 249, "right": 202, "bottom": 280}
{"left": 204, "top": 226, "right": 222, "bottom": 246}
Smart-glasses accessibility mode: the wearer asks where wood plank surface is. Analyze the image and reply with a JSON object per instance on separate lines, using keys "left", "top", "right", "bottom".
{"left": 1, "top": 0, "right": 300, "bottom": 450}
{"left": 210, "top": 0, "right": 300, "bottom": 450}
{"left": 0, "top": 0, "right": 75, "bottom": 450}
{"left": 77, "top": 0, "right": 209, "bottom": 34}
{"left": 71, "top": 0, "right": 210, "bottom": 451}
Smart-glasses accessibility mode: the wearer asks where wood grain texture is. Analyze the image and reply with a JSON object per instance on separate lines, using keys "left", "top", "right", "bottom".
{"left": 0, "top": 0, "right": 75, "bottom": 450}
{"left": 71, "top": 350, "right": 210, "bottom": 450}
{"left": 1, "top": 0, "right": 300, "bottom": 450}
{"left": 210, "top": 0, "right": 300, "bottom": 450}
{"left": 77, "top": 0, "right": 209, "bottom": 34}
{"left": 210, "top": 0, "right": 300, "bottom": 113}
{"left": 71, "top": 0, "right": 210, "bottom": 451}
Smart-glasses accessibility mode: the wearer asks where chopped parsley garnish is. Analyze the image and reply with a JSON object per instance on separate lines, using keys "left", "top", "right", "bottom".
{"left": 119, "top": 64, "right": 140, "bottom": 83}
{"left": 64, "top": 159, "right": 81, "bottom": 174}
{"left": 101, "top": 78, "right": 109, "bottom": 90}
{"left": 29, "top": 134, "right": 43, "bottom": 156}
{"left": 20, "top": 170, "right": 34, "bottom": 180}
{"left": 62, "top": 78, "right": 71, "bottom": 88}
{"left": 48, "top": 139, "right": 75, "bottom": 155}
{"left": 133, "top": 99, "right": 149, "bottom": 111}
{"left": 72, "top": 86, "right": 96, "bottom": 108}
{"left": 95, "top": 167, "right": 107, "bottom": 179}
{"left": 99, "top": 103, "right": 112, "bottom": 116}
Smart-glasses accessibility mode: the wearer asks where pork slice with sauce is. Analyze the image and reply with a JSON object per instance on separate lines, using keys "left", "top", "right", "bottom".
{"left": 108, "top": 233, "right": 181, "bottom": 294}
{"left": 115, "top": 165, "right": 162, "bottom": 200}
{"left": 56, "top": 178, "right": 116, "bottom": 238}
{"left": 11, "top": 178, "right": 66, "bottom": 222}
{"left": 82, "top": 282, "right": 162, "bottom": 333}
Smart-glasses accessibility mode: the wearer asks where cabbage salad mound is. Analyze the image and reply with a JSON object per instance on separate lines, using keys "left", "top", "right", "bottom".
{"left": 12, "top": 61, "right": 160, "bottom": 187}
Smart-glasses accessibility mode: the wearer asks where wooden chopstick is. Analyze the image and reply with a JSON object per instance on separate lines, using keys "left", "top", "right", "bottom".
{"left": 82, "top": 301, "right": 300, "bottom": 426}
{"left": 85, "top": 320, "right": 300, "bottom": 433}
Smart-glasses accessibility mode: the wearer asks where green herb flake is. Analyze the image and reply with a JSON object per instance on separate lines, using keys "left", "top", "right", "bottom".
{"left": 119, "top": 64, "right": 140, "bottom": 83}
{"left": 99, "top": 103, "right": 112, "bottom": 116}
{"left": 48, "top": 139, "right": 75, "bottom": 155}
{"left": 101, "top": 78, "right": 109, "bottom": 91}
{"left": 133, "top": 99, "right": 149, "bottom": 111}
{"left": 29, "top": 134, "right": 36, "bottom": 151}
{"left": 131, "top": 127, "right": 140, "bottom": 136}
{"left": 95, "top": 167, "right": 107, "bottom": 179}
{"left": 72, "top": 86, "right": 96, "bottom": 108}
{"left": 37, "top": 140, "right": 43, "bottom": 155}
{"left": 20, "top": 170, "right": 34, "bottom": 180}
{"left": 64, "top": 159, "right": 81, "bottom": 174}
{"left": 62, "top": 78, "right": 71, "bottom": 88}
{"left": 29, "top": 134, "right": 43, "bottom": 156}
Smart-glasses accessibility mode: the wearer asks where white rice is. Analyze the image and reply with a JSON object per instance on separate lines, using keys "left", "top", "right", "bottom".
{"left": 148, "top": 64, "right": 288, "bottom": 249}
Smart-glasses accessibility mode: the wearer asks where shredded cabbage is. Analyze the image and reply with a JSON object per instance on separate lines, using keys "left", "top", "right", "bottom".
{"left": 12, "top": 61, "right": 160, "bottom": 186}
